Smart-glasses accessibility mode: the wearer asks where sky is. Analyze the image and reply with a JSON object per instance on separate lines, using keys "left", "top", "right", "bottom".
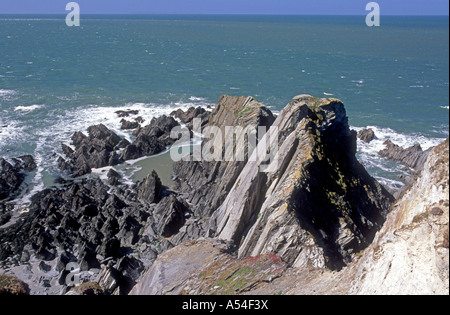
{"left": 0, "top": 0, "right": 448, "bottom": 15}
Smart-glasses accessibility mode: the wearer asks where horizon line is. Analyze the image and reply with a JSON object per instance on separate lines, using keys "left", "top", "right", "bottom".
{"left": 0, "top": 13, "right": 449, "bottom": 17}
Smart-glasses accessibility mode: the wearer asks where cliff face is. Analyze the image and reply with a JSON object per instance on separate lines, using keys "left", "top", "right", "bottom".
{"left": 349, "top": 138, "right": 449, "bottom": 294}
{"left": 131, "top": 137, "right": 449, "bottom": 296}
{"left": 212, "top": 95, "right": 393, "bottom": 269}
{"left": 172, "top": 95, "right": 275, "bottom": 243}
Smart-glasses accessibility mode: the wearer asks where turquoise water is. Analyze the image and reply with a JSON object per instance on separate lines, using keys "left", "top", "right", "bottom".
{"left": 0, "top": 15, "right": 449, "bottom": 193}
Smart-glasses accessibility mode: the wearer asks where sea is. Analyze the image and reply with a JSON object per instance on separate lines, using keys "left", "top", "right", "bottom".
{"left": 0, "top": 15, "right": 449, "bottom": 203}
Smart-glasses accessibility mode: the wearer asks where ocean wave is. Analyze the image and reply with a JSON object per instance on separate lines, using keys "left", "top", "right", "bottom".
{"left": 14, "top": 105, "right": 44, "bottom": 113}
{"left": 0, "top": 120, "right": 23, "bottom": 145}
{"left": 0, "top": 89, "right": 17, "bottom": 98}
{"left": 441, "top": 106, "right": 449, "bottom": 110}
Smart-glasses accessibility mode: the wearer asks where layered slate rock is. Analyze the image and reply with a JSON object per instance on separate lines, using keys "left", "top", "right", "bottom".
{"left": 212, "top": 95, "right": 394, "bottom": 270}
{"left": 58, "top": 124, "right": 122, "bottom": 176}
{"left": 379, "top": 139, "right": 431, "bottom": 173}
{"left": 170, "top": 106, "right": 210, "bottom": 130}
{"left": 173, "top": 95, "right": 276, "bottom": 221}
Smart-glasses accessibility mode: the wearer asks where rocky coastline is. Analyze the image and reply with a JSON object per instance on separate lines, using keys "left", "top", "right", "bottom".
{"left": 0, "top": 94, "right": 448, "bottom": 295}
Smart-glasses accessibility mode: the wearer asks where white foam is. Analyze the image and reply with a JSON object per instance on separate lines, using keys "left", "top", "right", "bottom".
{"left": 353, "top": 125, "right": 444, "bottom": 152}
{"left": 441, "top": 106, "right": 449, "bottom": 110}
{"left": 14, "top": 105, "right": 43, "bottom": 113}
{"left": 189, "top": 96, "right": 206, "bottom": 102}
{"left": 352, "top": 125, "right": 447, "bottom": 190}
{"left": 0, "top": 89, "right": 16, "bottom": 98}
{"left": 0, "top": 120, "right": 23, "bottom": 146}
{"left": 323, "top": 92, "right": 334, "bottom": 96}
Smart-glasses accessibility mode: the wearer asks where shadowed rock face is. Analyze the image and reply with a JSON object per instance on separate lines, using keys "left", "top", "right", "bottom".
{"left": 212, "top": 95, "right": 394, "bottom": 270}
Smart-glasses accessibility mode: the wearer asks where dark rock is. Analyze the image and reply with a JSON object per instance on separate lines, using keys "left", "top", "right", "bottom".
{"left": 153, "top": 195, "right": 189, "bottom": 238}
{"left": 379, "top": 140, "right": 431, "bottom": 172}
{"left": 117, "top": 215, "right": 141, "bottom": 246}
{"left": 38, "top": 261, "right": 52, "bottom": 273}
{"left": 136, "top": 171, "right": 162, "bottom": 205}
{"left": 120, "top": 135, "right": 166, "bottom": 161}
{"left": 171, "top": 106, "right": 208, "bottom": 125}
{"left": 98, "top": 238, "right": 121, "bottom": 259}
{"left": 357, "top": 128, "right": 376, "bottom": 143}
{"left": 115, "top": 110, "right": 139, "bottom": 118}
{"left": 117, "top": 256, "right": 144, "bottom": 284}
{"left": 107, "top": 168, "right": 121, "bottom": 186}
{"left": 59, "top": 124, "right": 123, "bottom": 176}
{"left": 120, "top": 119, "right": 139, "bottom": 130}
{"left": 0, "top": 156, "right": 36, "bottom": 201}
{"left": 0, "top": 203, "right": 12, "bottom": 226}
{"left": 135, "top": 116, "right": 145, "bottom": 124}
{"left": 78, "top": 245, "right": 100, "bottom": 272}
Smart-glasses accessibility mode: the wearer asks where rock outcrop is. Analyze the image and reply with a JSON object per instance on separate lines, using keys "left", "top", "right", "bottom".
{"left": 357, "top": 128, "right": 375, "bottom": 143}
{"left": 379, "top": 139, "right": 431, "bottom": 173}
{"left": 212, "top": 95, "right": 393, "bottom": 269}
{"left": 0, "top": 155, "right": 37, "bottom": 201}
{"left": 0, "top": 172, "right": 189, "bottom": 294}
{"left": 173, "top": 95, "right": 275, "bottom": 221}
{"left": 58, "top": 124, "right": 122, "bottom": 176}
{"left": 350, "top": 137, "right": 449, "bottom": 294}
{"left": 120, "top": 116, "right": 179, "bottom": 161}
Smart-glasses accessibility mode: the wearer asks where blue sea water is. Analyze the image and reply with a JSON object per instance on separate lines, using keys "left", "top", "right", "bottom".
{"left": 0, "top": 15, "right": 449, "bottom": 196}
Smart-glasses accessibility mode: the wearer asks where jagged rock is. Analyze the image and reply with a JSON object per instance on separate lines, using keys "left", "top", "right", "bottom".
{"left": 170, "top": 106, "right": 210, "bottom": 130}
{"left": 153, "top": 195, "right": 189, "bottom": 238}
{"left": 121, "top": 116, "right": 180, "bottom": 161}
{"left": 136, "top": 171, "right": 162, "bottom": 205}
{"left": 173, "top": 95, "right": 276, "bottom": 219}
{"left": 59, "top": 124, "right": 123, "bottom": 176}
{"left": 120, "top": 119, "right": 139, "bottom": 130}
{"left": 0, "top": 203, "right": 12, "bottom": 226}
{"left": 116, "top": 256, "right": 144, "bottom": 285}
{"left": 0, "top": 155, "right": 36, "bottom": 201}
{"left": 357, "top": 128, "right": 375, "bottom": 143}
{"left": 107, "top": 168, "right": 121, "bottom": 186}
{"left": 351, "top": 138, "right": 449, "bottom": 294}
{"left": 212, "top": 95, "right": 394, "bottom": 270}
{"left": 117, "top": 215, "right": 141, "bottom": 246}
{"left": 98, "top": 238, "right": 121, "bottom": 259}
{"left": 379, "top": 139, "right": 431, "bottom": 172}
{"left": 120, "top": 136, "right": 166, "bottom": 161}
